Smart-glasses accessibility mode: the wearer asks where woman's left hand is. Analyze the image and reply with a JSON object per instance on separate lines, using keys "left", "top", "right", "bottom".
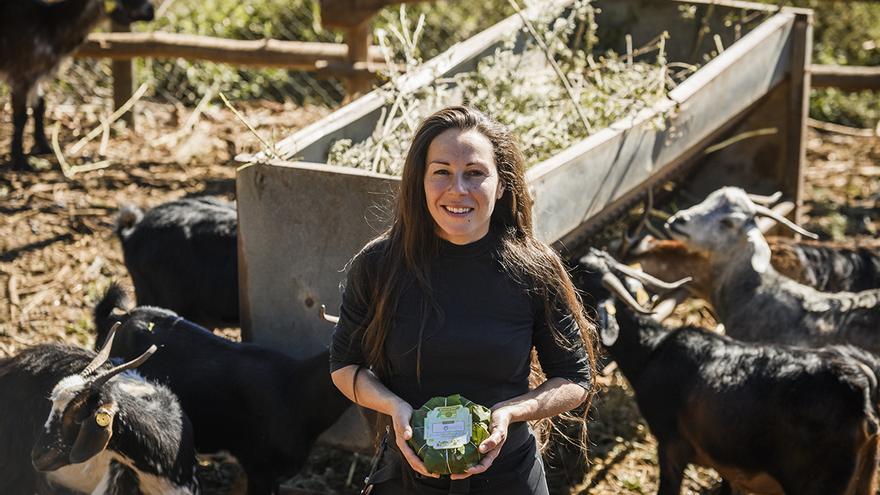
{"left": 450, "top": 407, "right": 512, "bottom": 480}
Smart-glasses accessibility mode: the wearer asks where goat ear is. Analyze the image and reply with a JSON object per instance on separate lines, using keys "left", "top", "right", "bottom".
{"left": 746, "top": 227, "right": 772, "bottom": 273}
{"left": 69, "top": 410, "right": 114, "bottom": 464}
{"left": 598, "top": 300, "right": 620, "bottom": 347}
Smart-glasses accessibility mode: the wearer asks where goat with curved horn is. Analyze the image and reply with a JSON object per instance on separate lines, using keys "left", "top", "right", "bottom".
{"left": 753, "top": 204, "right": 819, "bottom": 239}
{"left": 575, "top": 243, "right": 880, "bottom": 495}
{"left": 665, "top": 187, "right": 880, "bottom": 354}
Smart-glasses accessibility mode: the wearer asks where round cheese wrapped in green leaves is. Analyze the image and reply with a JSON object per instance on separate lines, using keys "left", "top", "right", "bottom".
{"left": 408, "top": 394, "right": 492, "bottom": 475}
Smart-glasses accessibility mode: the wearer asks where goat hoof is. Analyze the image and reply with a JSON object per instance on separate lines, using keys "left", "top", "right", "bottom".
{"left": 9, "top": 155, "right": 32, "bottom": 171}
{"left": 30, "top": 142, "right": 53, "bottom": 156}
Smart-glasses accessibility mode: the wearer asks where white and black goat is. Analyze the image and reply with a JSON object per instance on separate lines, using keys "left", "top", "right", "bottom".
{"left": 94, "top": 284, "right": 351, "bottom": 495}
{"left": 576, "top": 249, "right": 880, "bottom": 495}
{"left": 0, "top": 0, "right": 154, "bottom": 170}
{"left": 0, "top": 325, "right": 198, "bottom": 494}
{"left": 665, "top": 187, "right": 880, "bottom": 352}
{"left": 116, "top": 196, "right": 239, "bottom": 330}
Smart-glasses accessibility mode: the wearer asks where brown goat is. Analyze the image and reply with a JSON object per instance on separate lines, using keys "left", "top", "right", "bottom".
{"left": 630, "top": 236, "right": 880, "bottom": 299}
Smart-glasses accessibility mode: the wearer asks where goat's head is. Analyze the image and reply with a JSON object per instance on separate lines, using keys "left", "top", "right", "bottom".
{"left": 579, "top": 249, "right": 690, "bottom": 346}
{"left": 32, "top": 323, "right": 156, "bottom": 472}
{"left": 664, "top": 187, "right": 816, "bottom": 260}
{"left": 627, "top": 237, "right": 712, "bottom": 300}
{"left": 106, "top": 0, "right": 155, "bottom": 24}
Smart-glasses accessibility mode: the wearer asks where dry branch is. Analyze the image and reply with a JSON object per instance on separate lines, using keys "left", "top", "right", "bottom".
{"left": 68, "top": 83, "right": 149, "bottom": 155}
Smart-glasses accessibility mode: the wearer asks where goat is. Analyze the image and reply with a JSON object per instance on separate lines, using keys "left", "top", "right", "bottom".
{"left": 665, "top": 187, "right": 880, "bottom": 353}
{"left": 0, "top": 0, "right": 154, "bottom": 170}
{"left": 0, "top": 326, "right": 198, "bottom": 494}
{"left": 94, "top": 283, "right": 351, "bottom": 495}
{"left": 116, "top": 196, "right": 239, "bottom": 330}
{"left": 630, "top": 236, "right": 880, "bottom": 298}
{"left": 576, "top": 248, "right": 880, "bottom": 495}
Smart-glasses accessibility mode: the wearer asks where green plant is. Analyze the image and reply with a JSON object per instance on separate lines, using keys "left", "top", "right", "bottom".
{"left": 327, "top": 1, "right": 678, "bottom": 174}
{"left": 755, "top": 0, "right": 880, "bottom": 127}
{"left": 408, "top": 395, "right": 492, "bottom": 475}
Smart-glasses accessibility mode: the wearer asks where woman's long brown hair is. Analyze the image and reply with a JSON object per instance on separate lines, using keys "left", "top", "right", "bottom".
{"left": 354, "top": 105, "right": 597, "bottom": 450}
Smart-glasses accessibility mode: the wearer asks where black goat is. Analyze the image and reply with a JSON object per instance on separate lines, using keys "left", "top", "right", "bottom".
{"left": 771, "top": 237, "right": 880, "bottom": 293}
{"left": 116, "top": 196, "right": 239, "bottom": 330}
{"left": 575, "top": 249, "right": 880, "bottom": 495}
{"left": 0, "top": 0, "right": 154, "bottom": 170}
{"left": 0, "top": 328, "right": 198, "bottom": 494}
{"left": 94, "top": 284, "right": 351, "bottom": 495}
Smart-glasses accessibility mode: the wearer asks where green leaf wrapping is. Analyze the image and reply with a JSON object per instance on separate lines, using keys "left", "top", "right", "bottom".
{"left": 407, "top": 394, "right": 493, "bottom": 475}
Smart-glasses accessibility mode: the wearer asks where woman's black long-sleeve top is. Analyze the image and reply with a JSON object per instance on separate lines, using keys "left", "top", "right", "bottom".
{"left": 329, "top": 231, "right": 591, "bottom": 470}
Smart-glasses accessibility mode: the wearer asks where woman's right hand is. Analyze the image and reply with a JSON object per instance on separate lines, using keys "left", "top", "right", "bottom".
{"left": 390, "top": 399, "right": 439, "bottom": 478}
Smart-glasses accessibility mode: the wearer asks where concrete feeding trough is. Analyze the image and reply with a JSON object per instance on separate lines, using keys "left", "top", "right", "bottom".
{"left": 236, "top": 0, "right": 811, "bottom": 451}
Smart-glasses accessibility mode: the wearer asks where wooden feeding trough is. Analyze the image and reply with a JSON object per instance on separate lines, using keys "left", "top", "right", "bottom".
{"left": 236, "top": 0, "right": 811, "bottom": 451}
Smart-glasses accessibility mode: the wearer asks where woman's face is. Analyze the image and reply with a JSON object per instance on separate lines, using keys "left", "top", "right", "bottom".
{"left": 424, "top": 128, "right": 504, "bottom": 245}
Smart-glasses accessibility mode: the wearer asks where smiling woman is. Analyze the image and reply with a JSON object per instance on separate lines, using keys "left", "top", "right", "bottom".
{"left": 328, "top": 106, "right": 598, "bottom": 495}
{"left": 424, "top": 128, "right": 505, "bottom": 245}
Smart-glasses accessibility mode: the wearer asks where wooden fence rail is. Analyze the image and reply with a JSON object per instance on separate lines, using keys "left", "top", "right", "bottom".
{"left": 75, "top": 31, "right": 388, "bottom": 75}
{"left": 810, "top": 64, "right": 880, "bottom": 90}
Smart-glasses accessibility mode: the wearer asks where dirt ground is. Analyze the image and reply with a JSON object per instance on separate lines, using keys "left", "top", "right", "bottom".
{"left": 1, "top": 99, "right": 878, "bottom": 494}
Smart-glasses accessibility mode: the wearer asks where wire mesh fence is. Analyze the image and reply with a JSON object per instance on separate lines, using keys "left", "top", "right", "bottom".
{"left": 2, "top": 0, "right": 879, "bottom": 129}
{"left": 9, "top": 0, "right": 517, "bottom": 111}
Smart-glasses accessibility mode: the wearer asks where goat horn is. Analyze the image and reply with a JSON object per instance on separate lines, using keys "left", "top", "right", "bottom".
{"left": 319, "top": 305, "right": 340, "bottom": 324}
{"left": 747, "top": 191, "right": 782, "bottom": 206}
{"left": 81, "top": 322, "right": 121, "bottom": 377}
{"left": 604, "top": 255, "right": 693, "bottom": 291}
{"left": 88, "top": 345, "right": 157, "bottom": 390}
{"left": 753, "top": 205, "right": 818, "bottom": 239}
{"left": 601, "top": 272, "right": 655, "bottom": 316}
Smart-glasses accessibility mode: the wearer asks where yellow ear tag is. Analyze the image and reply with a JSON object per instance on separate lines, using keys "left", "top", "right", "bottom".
{"left": 627, "top": 263, "right": 651, "bottom": 306}
{"left": 104, "top": 0, "right": 117, "bottom": 13}
{"left": 635, "top": 286, "right": 650, "bottom": 306}
{"left": 147, "top": 322, "right": 155, "bottom": 332}
{"left": 603, "top": 300, "right": 616, "bottom": 316}
{"left": 95, "top": 411, "right": 112, "bottom": 427}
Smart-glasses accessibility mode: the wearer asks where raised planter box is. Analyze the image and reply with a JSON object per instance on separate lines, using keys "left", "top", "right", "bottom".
{"left": 236, "top": 0, "right": 811, "bottom": 451}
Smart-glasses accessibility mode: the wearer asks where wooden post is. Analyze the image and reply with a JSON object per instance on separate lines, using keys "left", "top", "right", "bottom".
{"left": 111, "top": 21, "right": 136, "bottom": 128}
{"left": 344, "top": 18, "right": 373, "bottom": 100}
{"left": 785, "top": 9, "right": 812, "bottom": 225}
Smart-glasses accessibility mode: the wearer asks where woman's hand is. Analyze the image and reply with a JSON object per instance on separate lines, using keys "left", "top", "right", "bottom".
{"left": 450, "top": 407, "right": 512, "bottom": 480}
{"left": 390, "top": 399, "right": 439, "bottom": 478}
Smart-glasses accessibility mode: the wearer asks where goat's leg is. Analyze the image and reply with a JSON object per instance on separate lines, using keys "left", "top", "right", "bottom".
{"left": 9, "top": 85, "right": 30, "bottom": 170}
{"left": 848, "top": 432, "right": 879, "bottom": 495}
{"left": 244, "top": 466, "right": 279, "bottom": 495}
{"left": 656, "top": 441, "right": 691, "bottom": 495}
{"left": 783, "top": 452, "right": 862, "bottom": 495}
{"left": 30, "top": 85, "right": 52, "bottom": 156}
